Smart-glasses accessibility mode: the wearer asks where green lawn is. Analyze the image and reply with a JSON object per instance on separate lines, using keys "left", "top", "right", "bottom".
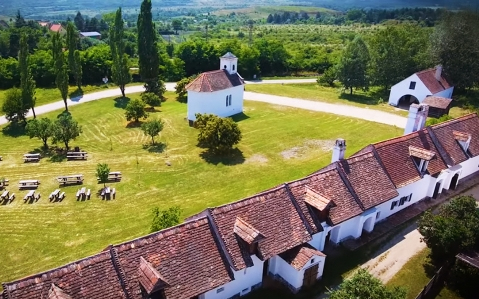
{"left": 0, "top": 83, "right": 142, "bottom": 109}
{"left": 387, "top": 248, "right": 463, "bottom": 299}
{"left": 0, "top": 92, "right": 402, "bottom": 286}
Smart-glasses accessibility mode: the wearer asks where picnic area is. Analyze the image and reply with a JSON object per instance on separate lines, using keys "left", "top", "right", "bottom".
{"left": 0, "top": 92, "right": 403, "bottom": 287}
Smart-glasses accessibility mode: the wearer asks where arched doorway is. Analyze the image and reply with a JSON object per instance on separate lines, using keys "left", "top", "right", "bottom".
{"left": 397, "top": 95, "right": 419, "bottom": 110}
{"left": 362, "top": 216, "right": 375, "bottom": 233}
{"left": 449, "top": 173, "right": 460, "bottom": 190}
{"left": 432, "top": 181, "right": 442, "bottom": 199}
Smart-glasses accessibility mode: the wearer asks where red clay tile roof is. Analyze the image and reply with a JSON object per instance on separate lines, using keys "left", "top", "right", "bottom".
{"left": 50, "top": 24, "right": 63, "bottom": 32}
{"left": 452, "top": 130, "right": 471, "bottom": 143}
{"left": 114, "top": 217, "right": 232, "bottom": 299}
{"left": 337, "top": 152, "right": 399, "bottom": 210}
{"left": 430, "top": 114, "right": 479, "bottom": 165}
{"left": 409, "top": 146, "right": 436, "bottom": 161}
{"left": 48, "top": 284, "right": 72, "bottom": 299}
{"left": 279, "top": 243, "right": 325, "bottom": 271}
{"left": 186, "top": 69, "right": 244, "bottom": 92}
{"left": 289, "top": 168, "right": 363, "bottom": 226}
{"left": 303, "top": 188, "right": 333, "bottom": 211}
{"left": 423, "top": 96, "right": 452, "bottom": 109}
{"left": 416, "top": 68, "right": 453, "bottom": 94}
{"left": 373, "top": 130, "right": 448, "bottom": 187}
{"left": 234, "top": 217, "right": 266, "bottom": 244}
{"left": 137, "top": 257, "right": 170, "bottom": 295}
{"left": 210, "top": 185, "right": 312, "bottom": 270}
{"left": 2, "top": 251, "right": 128, "bottom": 299}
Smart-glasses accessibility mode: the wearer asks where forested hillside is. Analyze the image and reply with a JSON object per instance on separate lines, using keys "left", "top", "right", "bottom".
{"left": 0, "top": 0, "right": 475, "bottom": 17}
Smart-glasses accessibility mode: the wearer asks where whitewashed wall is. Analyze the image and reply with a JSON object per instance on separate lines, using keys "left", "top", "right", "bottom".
{"left": 269, "top": 254, "right": 326, "bottom": 290}
{"left": 187, "top": 85, "right": 244, "bottom": 121}
{"left": 459, "top": 155, "right": 479, "bottom": 178}
{"left": 202, "top": 255, "right": 263, "bottom": 299}
{"left": 434, "top": 87, "right": 454, "bottom": 99}
{"left": 388, "top": 74, "right": 432, "bottom": 106}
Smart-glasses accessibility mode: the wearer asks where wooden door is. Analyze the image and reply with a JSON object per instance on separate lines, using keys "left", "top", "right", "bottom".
{"left": 303, "top": 264, "right": 319, "bottom": 287}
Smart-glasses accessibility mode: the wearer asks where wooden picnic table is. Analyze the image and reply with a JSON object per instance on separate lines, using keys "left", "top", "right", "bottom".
{"left": 80, "top": 187, "right": 86, "bottom": 195}
{"left": 19, "top": 180, "right": 40, "bottom": 189}
{"left": 23, "top": 153, "right": 40, "bottom": 162}
{"left": 24, "top": 190, "right": 35, "bottom": 200}
{"left": 1, "top": 190, "right": 8, "bottom": 199}
{"left": 66, "top": 152, "right": 88, "bottom": 161}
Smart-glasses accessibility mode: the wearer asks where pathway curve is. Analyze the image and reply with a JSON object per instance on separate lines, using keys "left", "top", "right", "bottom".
{"left": 0, "top": 80, "right": 406, "bottom": 128}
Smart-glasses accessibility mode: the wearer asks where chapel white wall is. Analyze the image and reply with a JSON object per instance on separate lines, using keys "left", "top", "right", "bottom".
{"left": 187, "top": 85, "right": 244, "bottom": 121}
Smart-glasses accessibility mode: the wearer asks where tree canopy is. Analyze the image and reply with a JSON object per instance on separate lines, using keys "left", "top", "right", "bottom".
{"left": 337, "top": 35, "right": 370, "bottom": 94}
{"left": 141, "top": 118, "right": 164, "bottom": 144}
{"left": 51, "top": 112, "right": 82, "bottom": 150}
{"left": 196, "top": 113, "right": 242, "bottom": 154}
{"left": 110, "top": 7, "right": 131, "bottom": 97}
{"left": 25, "top": 118, "right": 53, "bottom": 148}
{"left": 96, "top": 163, "right": 110, "bottom": 187}
{"left": 125, "top": 98, "right": 148, "bottom": 122}
{"left": 150, "top": 206, "right": 181, "bottom": 233}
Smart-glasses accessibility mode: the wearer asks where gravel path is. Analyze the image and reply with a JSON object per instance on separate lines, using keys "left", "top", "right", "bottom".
{"left": 0, "top": 79, "right": 406, "bottom": 128}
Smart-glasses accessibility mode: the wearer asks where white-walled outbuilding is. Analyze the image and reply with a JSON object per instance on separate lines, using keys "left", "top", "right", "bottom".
{"left": 186, "top": 52, "right": 245, "bottom": 124}
{"left": 388, "top": 66, "right": 454, "bottom": 107}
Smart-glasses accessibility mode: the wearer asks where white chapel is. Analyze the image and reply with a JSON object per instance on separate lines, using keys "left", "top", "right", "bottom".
{"left": 186, "top": 52, "right": 245, "bottom": 125}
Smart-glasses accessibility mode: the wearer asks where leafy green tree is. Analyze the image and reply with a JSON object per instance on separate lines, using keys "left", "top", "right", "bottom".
{"left": 110, "top": 7, "right": 131, "bottom": 97}
{"left": 426, "top": 114, "right": 453, "bottom": 126}
{"left": 81, "top": 44, "right": 112, "bottom": 85}
{"left": 196, "top": 113, "right": 242, "bottom": 154}
{"left": 125, "top": 99, "right": 148, "bottom": 122}
{"left": 2, "top": 87, "right": 28, "bottom": 123}
{"left": 318, "top": 66, "right": 337, "bottom": 87}
{"left": 141, "top": 118, "right": 164, "bottom": 144}
{"left": 150, "top": 206, "right": 181, "bottom": 233}
{"left": 175, "top": 76, "right": 193, "bottom": 103}
{"left": 66, "top": 22, "right": 82, "bottom": 89}
{"left": 96, "top": 163, "right": 110, "bottom": 187}
{"left": 19, "top": 32, "right": 36, "bottom": 118}
{"left": 328, "top": 269, "right": 406, "bottom": 299}
{"left": 141, "top": 92, "right": 161, "bottom": 109}
{"left": 29, "top": 50, "right": 55, "bottom": 88}
{"left": 171, "top": 19, "right": 182, "bottom": 34}
{"left": 176, "top": 40, "right": 218, "bottom": 76}
{"left": 337, "top": 35, "right": 370, "bottom": 94}
{"left": 51, "top": 112, "right": 82, "bottom": 150}
{"left": 0, "top": 57, "right": 20, "bottom": 89}
{"left": 448, "top": 258, "right": 479, "bottom": 299}
{"left": 25, "top": 118, "right": 53, "bottom": 148}
{"left": 137, "top": 0, "right": 160, "bottom": 94}
{"left": 253, "top": 39, "right": 290, "bottom": 76}
{"left": 238, "top": 46, "right": 260, "bottom": 79}
{"left": 74, "top": 11, "right": 85, "bottom": 31}
{"left": 52, "top": 32, "right": 69, "bottom": 111}
{"left": 418, "top": 196, "right": 479, "bottom": 261}
{"left": 431, "top": 11, "right": 479, "bottom": 90}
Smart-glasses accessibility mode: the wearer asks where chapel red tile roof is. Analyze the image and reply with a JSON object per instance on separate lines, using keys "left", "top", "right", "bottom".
{"left": 186, "top": 69, "right": 244, "bottom": 92}
{"left": 429, "top": 113, "right": 479, "bottom": 165}
{"left": 279, "top": 244, "right": 325, "bottom": 271}
{"left": 2, "top": 251, "right": 128, "bottom": 299}
{"left": 416, "top": 68, "right": 453, "bottom": 94}
{"left": 422, "top": 96, "right": 452, "bottom": 110}
{"left": 209, "top": 185, "right": 312, "bottom": 270}
{"left": 113, "top": 217, "right": 232, "bottom": 299}
{"left": 372, "top": 130, "right": 448, "bottom": 188}
{"left": 336, "top": 152, "right": 399, "bottom": 210}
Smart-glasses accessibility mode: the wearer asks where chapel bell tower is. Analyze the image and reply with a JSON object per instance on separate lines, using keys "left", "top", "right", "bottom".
{"left": 220, "top": 52, "right": 238, "bottom": 75}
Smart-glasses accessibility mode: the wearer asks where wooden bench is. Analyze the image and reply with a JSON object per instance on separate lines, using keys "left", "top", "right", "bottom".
{"left": 58, "top": 192, "right": 65, "bottom": 200}
{"left": 66, "top": 152, "right": 88, "bottom": 161}
{"left": 97, "top": 172, "right": 122, "bottom": 182}
{"left": 19, "top": 180, "right": 40, "bottom": 190}
{"left": 23, "top": 153, "right": 40, "bottom": 163}
{"left": 1, "top": 190, "right": 8, "bottom": 200}
{"left": 49, "top": 189, "right": 61, "bottom": 201}
{"left": 57, "top": 175, "right": 84, "bottom": 185}
{"left": 112, "top": 188, "right": 116, "bottom": 199}
{"left": 8, "top": 193, "right": 15, "bottom": 202}
{"left": 23, "top": 190, "right": 35, "bottom": 201}
{"left": 86, "top": 189, "right": 91, "bottom": 200}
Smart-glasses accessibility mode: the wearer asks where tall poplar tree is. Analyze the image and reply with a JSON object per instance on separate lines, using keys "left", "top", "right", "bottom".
{"left": 110, "top": 7, "right": 131, "bottom": 97}
{"left": 19, "top": 32, "right": 36, "bottom": 118}
{"left": 52, "top": 32, "right": 69, "bottom": 111}
{"left": 337, "top": 35, "right": 370, "bottom": 94}
{"left": 66, "top": 22, "right": 82, "bottom": 89}
{"left": 137, "top": 0, "right": 160, "bottom": 94}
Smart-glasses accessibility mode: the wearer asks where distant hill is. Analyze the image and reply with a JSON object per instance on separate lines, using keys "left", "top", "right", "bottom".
{"left": 0, "top": 0, "right": 476, "bottom": 18}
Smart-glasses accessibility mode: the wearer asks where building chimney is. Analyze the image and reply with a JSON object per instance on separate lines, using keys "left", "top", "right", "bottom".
{"left": 331, "top": 138, "right": 346, "bottom": 163}
{"left": 435, "top": 65, "right": 443, "bottom": 81}
{"left": 404, "top": 104, "right": 429, "bottom": 135}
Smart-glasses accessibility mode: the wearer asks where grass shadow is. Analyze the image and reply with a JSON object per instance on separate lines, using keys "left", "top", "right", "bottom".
{"left": 114, "top": 96, "right": 131, "bottom": 109}
{"left": 29, "top": 147, "right": 67, "bottom": 162}
{"left": 339, "top": 92, "right": 378, "bottom": 106}
{"left": 199, "top": 148, "right": 245, "bottom": 166}
{"left": 145, "top": 107, "right": 161, "bottom": 113}
{"left": 69, "top": 87, "right": 83, "bottom": 102}
{"left": 126, "top": 121, "right": 143, "bottom": 128}
{"left": 231, "top": 112, "right": 250, "bottom": 123}
{"left": 2, "top": 122, "right": 26, "bottom": 137}
{"left": 142, "top": 142, "right": 167, "bottom": 153}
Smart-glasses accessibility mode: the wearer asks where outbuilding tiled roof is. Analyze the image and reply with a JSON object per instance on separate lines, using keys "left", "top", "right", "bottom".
{"left": 416, "top": 68, "right": 453, "bottom": 94}
{"left": 209, "top": 185, "right": 312, "bottom": 270}
{"left": 429, "top": 113, "right": 479, "bottom": 165}
{"left": 186, "top": 69, "right": 244, "bottom": 92}
{"left": 409, "top": 146, "right": 436, "bottom": 161}
{"left": 2, "top": 251, "right": 128, "bottom": 299}
{"left": 48, "top": 284, "right": 72, "bottom": 299}
{"left": 372, "top": 130, "right": 448, "bottom": 188}
{"left": 113, "top": 217, "right": 232, "bottom": 299}
{"left": 137, "top": 257, "right": 169, "bottom": 295}
{"left": 279, "top": 243, "right": 325, "bottom": 271}
{"left": 49, "top": 24, "right": 63, "bottom": 32}
{"left": 234, "top": 217, "right": 266, "bottom": 244}
{"left": 423, "top": 96, "right": 452, "bottom": 110}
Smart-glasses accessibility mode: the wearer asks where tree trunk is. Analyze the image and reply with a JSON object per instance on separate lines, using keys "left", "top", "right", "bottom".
{"left": 63, "top": 99, "right": 68, "bottom": 112}
{"left": 43, "top": 139, "right": 48, "bottom": 149}
{"left": 151, "top": 136, "right": 155, "bottom": 145}
{"left": 64, "top": 141, "right": 69, "bottom": 151}
{"left": 120, "top": 85, "right": 125, "bottom": 97}
{"left": 31, "top": 106, "right": 36, "bottom": 119}
{"left": 350, "top": 87, "right": 353, "bottom": 95}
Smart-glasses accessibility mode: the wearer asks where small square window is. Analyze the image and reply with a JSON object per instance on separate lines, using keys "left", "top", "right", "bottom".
{"left": 409, "top": 81, "right": 416, "bottom": 90}
{"left": 217, "top": 287, "right": 225, "bottom": 293}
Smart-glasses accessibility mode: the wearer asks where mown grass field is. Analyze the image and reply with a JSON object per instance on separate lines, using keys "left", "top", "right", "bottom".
{"left": 387, "top": 248, "right": 462, "bottom": 299}
{"left": 0, "top": 91, "right": 402, "bottom": 286}
{"left": 245, "top": 83, "right": 474, "bottom": 118}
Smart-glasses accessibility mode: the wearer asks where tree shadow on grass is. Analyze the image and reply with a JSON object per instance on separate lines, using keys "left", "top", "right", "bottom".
{"left": 126, "top": 121, "right": 143, "bottom": 128}
{"left": 29, "top": 147, "right": 66, "bottom": 162}
{"left": 114, "top": 96, "right": 131, "bottom": 109}
{"left": 69, "top": 87, "right": 83, "bottom": 102}
{"left": 145, "top": 107, "right": 161, "bottom": 113}
{"left": 230, "top": 112, "right": 250, "bottom": 123}
{"left": 2, "top": 122, "right": 26, "bottom": 137}
{"left": 339, "top": 92, "right": 378, "bottom": 106}
{"left": 142, "top": 142, "right": 167, "bottom": 153}
{"left": 199, "top": 148, "right": 245, "bottom": 166}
